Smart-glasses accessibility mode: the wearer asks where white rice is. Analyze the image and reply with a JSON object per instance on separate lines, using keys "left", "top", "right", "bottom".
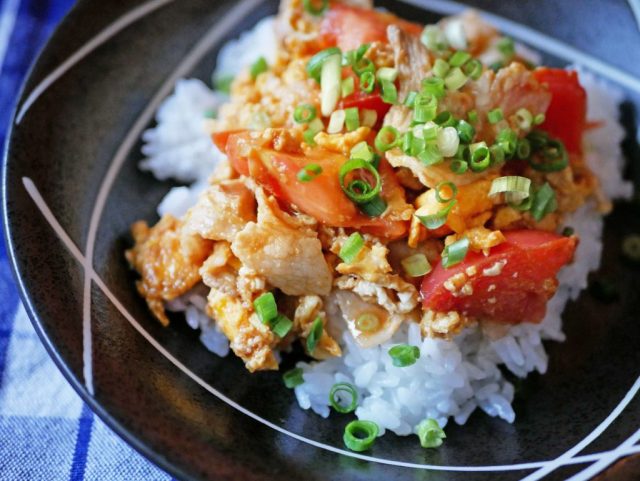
{"left": 140, "top": 18, "right": 634, "bottom": 436}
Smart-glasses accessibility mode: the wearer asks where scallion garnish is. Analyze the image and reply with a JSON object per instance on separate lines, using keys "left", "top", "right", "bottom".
{"left": 306, "top": 47, "right": 341, "bottom": 83}
{"left": 463, "top": 59, "right": 483, "bottom": 80}
{"left": 434, "top": 181, "right": 458, "bottom": 203}
{"left": 417, "top": 193, "right": 456, "bottom": 229}
{"left": 515, "top": 108, "right": 533, "bottom": 130}
{"left": 306, "top": 317, "right": 323, "bottom": 353}
{"left": 529, "top": 138, "right": 568, "bottom": 171}
{"left": 360, "top": 109, "right": 378, "bottom": 128}
{"left": 413, "top": 93, "right": 438, "bottom": 123}
{"left": 321, "top": 52, "right": 343, "bottom": 116}
{"left": 339, "top": 232, "right": 365, "bottom": 263}
{"left": 449, "top": 50, "right": 471, "bottom": 67}
{"left": 622, "top": 235, "right": 640, "bottom": 262}
{"left": 487, "top": 107, "right": 504, "bottom": 124}
{"left": 422, "top": 77, "right": 445, "bottom": 99}
{"left": 341, "top": 77, "right": 355, "bottom": 97}
{"left": 401, "top": 253, "right": 432, "bottom": 277}
{"left": 302, "top": 0, "right": 328, "bottom": 15}
{"left": 213, "top": 74, "right": 234, "bottom": 94}
{"left": 490, "top": 144, "right": 505, "bottom": 164}
{"left": 359, "top": 195, "right": 387, "bottom": 217}
{"left": 562, "top": 226, "right": 575, "bottom": 237}
{"left": 469, "top": 142, "right": 491, "bottom": 172}
{"left": 497, "top": 36, "right": 515, "bottom": 58}
{"left": 444, "top": 67, "right": 468, "bottom": 91}
{"left": 456, "top": 119, "right": 475, "bottom": 143}
{"left": 388, "top": 344, "right": 421, "bottom": 367}
{"left": 343, "top": 420, "right": 379, "bottom": 452}
{"left": 293, "top": 104, "right": 317, "bottom": 124}
{"left": 437, "top": 126, "right": 460, "bottom": 157}
{"left": 450, "top": 158, "right": 469, "bottom": 174}
{"left": 533, "top": 113, "right": 546, "bottom": 125}
{"left": 250, "top": 57, "right": 268, "bottom": 80}
{"left": 516, "top": 138, "right": 531, "bottom": 159}
{"left": 530, "top": 182, "right": 557, "bottom": 221}
{"left": 329, "top": 383, "right": 358, "bottom": 413}
{"left": 297, "top": 163, "right": 323, "bottom": 182}
{"left": 271, "top": 314, "right": 293, "bottom": 338}
{"left": 339, "top": 158, "right": 382, "bottom": 204}
{"left": 351, "top": 141, "right": 375, "bottom": 162}
{"left": 360, "top": 71, "right": 376, "bottom": 93}
{"left": 345, "top": 107, "right": 360, "bottom": 131}
{"left": 375, "top": 126, "right": 400, "bottom": 152}
{"left": 327, "top": 109, "right": 346, "bottom": 134}
{"left": 489, "top": 176, "right": 531, "bottom": 203}
{"left": 404, "top": 91, "right": 418, "bottom": 108}
{"left": 254, "top": 292, "right": 277, "bottom": 324}
{"left": 434, "top": 111, "right": 456, "bottom": 128}
{"left": 355, "top": 312, "right": 380, "bottom": 332}
{"left": 283, "top": 368, "right": 304, "bottom": 389}
{"left": 496, "top": 128, "right": 518, "bottom": 158}
{"left": 380, "top": 80, "right": 398, "bottom": 104}
{"left": 352, "top": 57, "right": 375, "bottom": 76}
{"left": 416, "top": 418, "right": 446, "bottom": 448}
{"left": 303, "top": 117, "right": 325, "bottom": 145}
{"left": 418, "top": 144, "right": 444, "bottom": 166}
{"left": 432, "top": 58, "right": 450, "bottom": 78}
{"left": 421, "top": 25, "right": 448, "bottom": 52}
{"left": 442, "top": 237, "right": 469, "bottom": 268}
{"left": 377, "top": 67, "right": 398, "bottom": 83}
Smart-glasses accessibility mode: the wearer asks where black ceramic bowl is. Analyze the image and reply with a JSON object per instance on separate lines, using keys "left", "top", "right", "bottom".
{"left": 4, "top": 1, "right": 640, "bottom": 480}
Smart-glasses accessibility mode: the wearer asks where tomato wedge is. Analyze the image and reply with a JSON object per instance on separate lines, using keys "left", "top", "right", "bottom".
{"left": 223, "top": 131, "right": 408, "bottom": 238}
{"left": 421, "top": 230, "right": 578, "bottom": 324}
{"left": 319, "top": 4, "right": 422, "bottom": 51}
{"left": 533, "top": 68, "right": 587, "bottom": 154}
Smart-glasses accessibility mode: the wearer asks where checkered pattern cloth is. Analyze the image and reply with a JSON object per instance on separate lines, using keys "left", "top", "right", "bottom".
{"left": 0, "top": 1, "right": 172, "bottom": 479}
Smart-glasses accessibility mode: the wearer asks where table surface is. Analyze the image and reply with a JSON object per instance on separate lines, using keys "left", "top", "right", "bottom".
{"left": 0, "top": 0, "right": 172, "bottom": 479}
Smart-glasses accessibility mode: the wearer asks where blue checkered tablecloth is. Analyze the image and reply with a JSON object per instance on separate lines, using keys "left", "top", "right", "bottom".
{"left": 0, "top": 1, "right": 172, "bottom": 479}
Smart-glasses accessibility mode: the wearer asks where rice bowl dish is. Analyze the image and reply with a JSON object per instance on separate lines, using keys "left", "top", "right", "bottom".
{"left": 125, "top": 0, "right": 633, "bottom": 451}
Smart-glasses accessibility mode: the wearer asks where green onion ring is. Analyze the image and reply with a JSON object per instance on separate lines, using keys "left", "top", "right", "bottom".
{"left": 339, "top": 158, "right": 382, "bottom": 204}
{"left": 343, "top": 420, "right": 379, "bottom": 452}
{"left": 329, "top": 383, "right": 359, "bottom": 413}
{"left": 434, "top": 181, "right": 458, "bottom": 204}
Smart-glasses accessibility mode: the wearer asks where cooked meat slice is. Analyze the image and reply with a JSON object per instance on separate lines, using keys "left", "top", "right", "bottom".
{"left": 387, "top": 24, "right": 431, "bottom": 99}
{"left": 126, "top": 215, "right": 213, "bottom": 326}
{"left": 183, "top": 180, "right": 256, "bottom": 243}
{"left": 232, "top": 188, "right": 333, "bottom": 296}
{"left": 439, "top": 10, "right": 498, "bottom": 55}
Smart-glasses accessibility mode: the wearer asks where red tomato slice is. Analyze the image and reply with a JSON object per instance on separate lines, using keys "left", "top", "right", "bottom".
{"left": 533, "top": 68, "right": 587, "bottom": 154}
{"left": 224, "top": 131, "right": 408, "bottom": 238}
{"left": 421, "top": 230, "right": 578, "bottom": 324}
{"left": 319, "top": 4, "right": 422, "bottom": 51}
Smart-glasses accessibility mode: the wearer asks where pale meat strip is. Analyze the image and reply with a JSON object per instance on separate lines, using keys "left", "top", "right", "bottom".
{"left": 232, "top": 188, "right": 333, "bottom": 296}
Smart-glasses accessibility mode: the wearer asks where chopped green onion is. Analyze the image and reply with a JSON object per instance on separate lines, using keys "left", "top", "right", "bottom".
{"left": 444, "top": 67, "right": 468, "bottom": 91}
{"left": 352, "top": 57, "right": 375, "bottom": 76}
{"left": 293, "top": 104, "right": 317, "bottom": 124}
{"left": 530, "top": 182, "right": 557, "bottom": 221}
{"left": 404, "top": 91, "right": 418, "bottom": 108}
{"left": 254, "top": 292, "right": 278, "bottom": 324}
{"left": 307, "top": 47, "right": 342, "bottom": 82}
{"left": 377, "top": 67, "right": 398, "bottom": 82}
{"left": 297, "top": 163, "right": 323, "bottom": 182}
{"left": 339, "top": 232, "right": 365, "bottom": 263}
{"left": 533, "top": 113, "right": 546, "bottom": 125}
{"left": 467, "top": 109, "right": 478, "bottom": 124}
{"left": 204, "top": 109, "right": 216, "bottom": 119}
{"left": 329, "top": 383, "right": 358, "bottom": 413}
{"left": 283, "top": 368, "right": 304, "bottom": 388}
{"left": 497, "top": 36, "right": 515, "bottom": 58}
{"left": 359, "top": 195, "right": 387, "bottom": 217}
{"left": 463, "top": 59, "right": 483, "bottom": 80}
{"left": 327, "top": 109, "right": 346, "bottom": 134}
{"left": 435, "top": 181, "right": 458, "bottom": 203}
{"left": 303, "top": 117, "right": 324, "bottom": 145}
{"left": 271, "top": 314, "right": 293, "bottom": 338}
{"left": 321, "top": 53, "right": 343, "bottom": 116}
{"left": 456, "top": 120, "right": 475, "bottom": 143}
{"left": 529, "top": 138, "right": 569, "bottom": 171}
{"left": 356, "top": 312, "right": 380, "bottom": 332}
{"left": 527, "top": 129, "right": 549, "bottom": 150}
{"left": 303, "top": 129, "right": 317, "bottom": 145}
{"left": 487, "top": 108, "right": 504, "bottom": 124}
{"left": 339, "top": 158, "right": 382, "bottom": 203}
{"left": 250, "top": 57, "right": 268, "bottom": 79}
{"left": 421, "top": 25, "right": 448, "bottom": 52}
{"left": 343, "top": 43, "right": 370, "bottom": 67}
{"left": 622, "top": 235, "right": 640, "bottom": 262}
{"left": 432, "top": 58, "right": 450, "bottom": 78}
{"left": 416, "top": 418, "right": 446, "bottom": 448}
{"left": 450, "top": 158, "right": 469, "bottom": 174}
{"left": 422, "top": 125, "right": 439, "bottom": 142}
{"left": 345, "top": 107, "right": 360, "bottom": 132}
{"left": 489, "top": 176, "right": 531, "bottom": 203}
{"left": 437, "top": 127, "right": 460, "bottom": 157}
{"left": 562, "top": 226, "right": 575, "bottom": 237}
{"left": 380, "top": 80, "right": 398, "bottom": 104}
{"left": 442, "top": 237, "right": 469, "bottom": 268}
{"left": 469, "top": 142, "right": 491, "bottom": 172}
{"left": 490, "top": 144, "right": 505, "bottom": 165}
{"left": 388, "top": 344, "right": 421, "bottom": 367}
{"left": 410, "top": 136, "right": 426, "bottom": 157}
{"left": 516, "top": 138, "right": 531, "bottom": 159}
{"left": 213, "top": 74, "right": 234, "bottom": 94}
{"left": 515, "top": 108, "right": 533, "bottom": 130}
{"left": 343, "top": 420, "right": 379, "bottom": 452}
{"left": 418, "top": 144, "right": 444, "bottom": 166}
{"left": 421, "top": 77, "right": 446, "bottom": 99}
{"left": 449, "top": 51, "right": 471, "bottom": 67}
{"left": 360, "top": 71, "right": 376, "bottom": 93}
{"left": 360, "top": 109, "right": 378, "bottom": 128}
{"left": 342, "top": 76, "right": 355, "bottom": 97}
{"left": 351, "top": 141, "right": 375, "bottom": 162}
{"left": 303, "top": 0, "right": 328, "bottom": 15}
{"left": 496, "top": 128, "right": 518, "bottom": 157}
{"left": 489, "top": 61, "right": 504, "bottom": 72}
{"left": 413, "top": 94, "right": 438, "bottom": 123}
{"left": 375, "top": 126, "right": 400, "bottom": 152}
{"left": 434, "top": 111, "right": 457, "bottom": 128}
{"left": 401, "top": 253, "right": 432, "bottom": 277}
{"left": 306, "top": 317, "right": 323, "bottom": 353}
{"left": 417, "top": 198, "right": 456, "bottom": 229}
